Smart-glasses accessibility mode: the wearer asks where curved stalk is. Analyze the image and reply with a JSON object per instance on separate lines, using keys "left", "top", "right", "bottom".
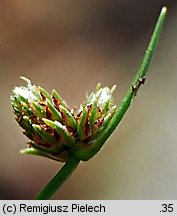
{"left": 74, "top": 6, "right": 167, "bottom": 161}
{"left": 35, "top": 155, "right": 80, "bottom": 200}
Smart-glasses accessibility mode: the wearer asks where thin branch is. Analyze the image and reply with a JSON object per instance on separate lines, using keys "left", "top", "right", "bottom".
{"left": 74, "top": 7, "right": 167, "bottom": 161}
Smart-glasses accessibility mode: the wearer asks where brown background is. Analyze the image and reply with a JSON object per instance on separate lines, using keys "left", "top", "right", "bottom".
{"left": 0, "top": 0, "right": 177, "bottom": 199}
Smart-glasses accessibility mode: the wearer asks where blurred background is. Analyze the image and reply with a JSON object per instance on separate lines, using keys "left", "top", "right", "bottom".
{"left": 0, "top": 0, "right": 177, "bottom": 199}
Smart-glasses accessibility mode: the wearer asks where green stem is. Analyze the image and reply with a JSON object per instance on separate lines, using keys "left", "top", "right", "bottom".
{"left": 100, "top": 7, "right": 167, "bottom": 145}
{"left": 35, "top": 155, "right": 80, "bottom": 200}
{"left": 74, "top": 6, "right": 167, "bottom": 161}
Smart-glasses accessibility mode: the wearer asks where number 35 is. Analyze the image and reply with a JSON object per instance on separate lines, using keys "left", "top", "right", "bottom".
{"left": 161, "top": 204, "right": 173, "bottom": 212}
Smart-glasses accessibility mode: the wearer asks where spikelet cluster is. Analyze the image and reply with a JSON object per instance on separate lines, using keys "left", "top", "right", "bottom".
{"left": 11, "top": 77, "right": 116, "bottom": 162}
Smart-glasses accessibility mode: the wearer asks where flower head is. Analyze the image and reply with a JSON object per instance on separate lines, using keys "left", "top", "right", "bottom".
{"left": 11, "top": 77, "right": 116, "bottom": 162}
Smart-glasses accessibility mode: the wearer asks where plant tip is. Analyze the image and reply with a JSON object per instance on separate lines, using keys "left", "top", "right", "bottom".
{"left": 161, "top": 6, "right": 167, "bottom": 14}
